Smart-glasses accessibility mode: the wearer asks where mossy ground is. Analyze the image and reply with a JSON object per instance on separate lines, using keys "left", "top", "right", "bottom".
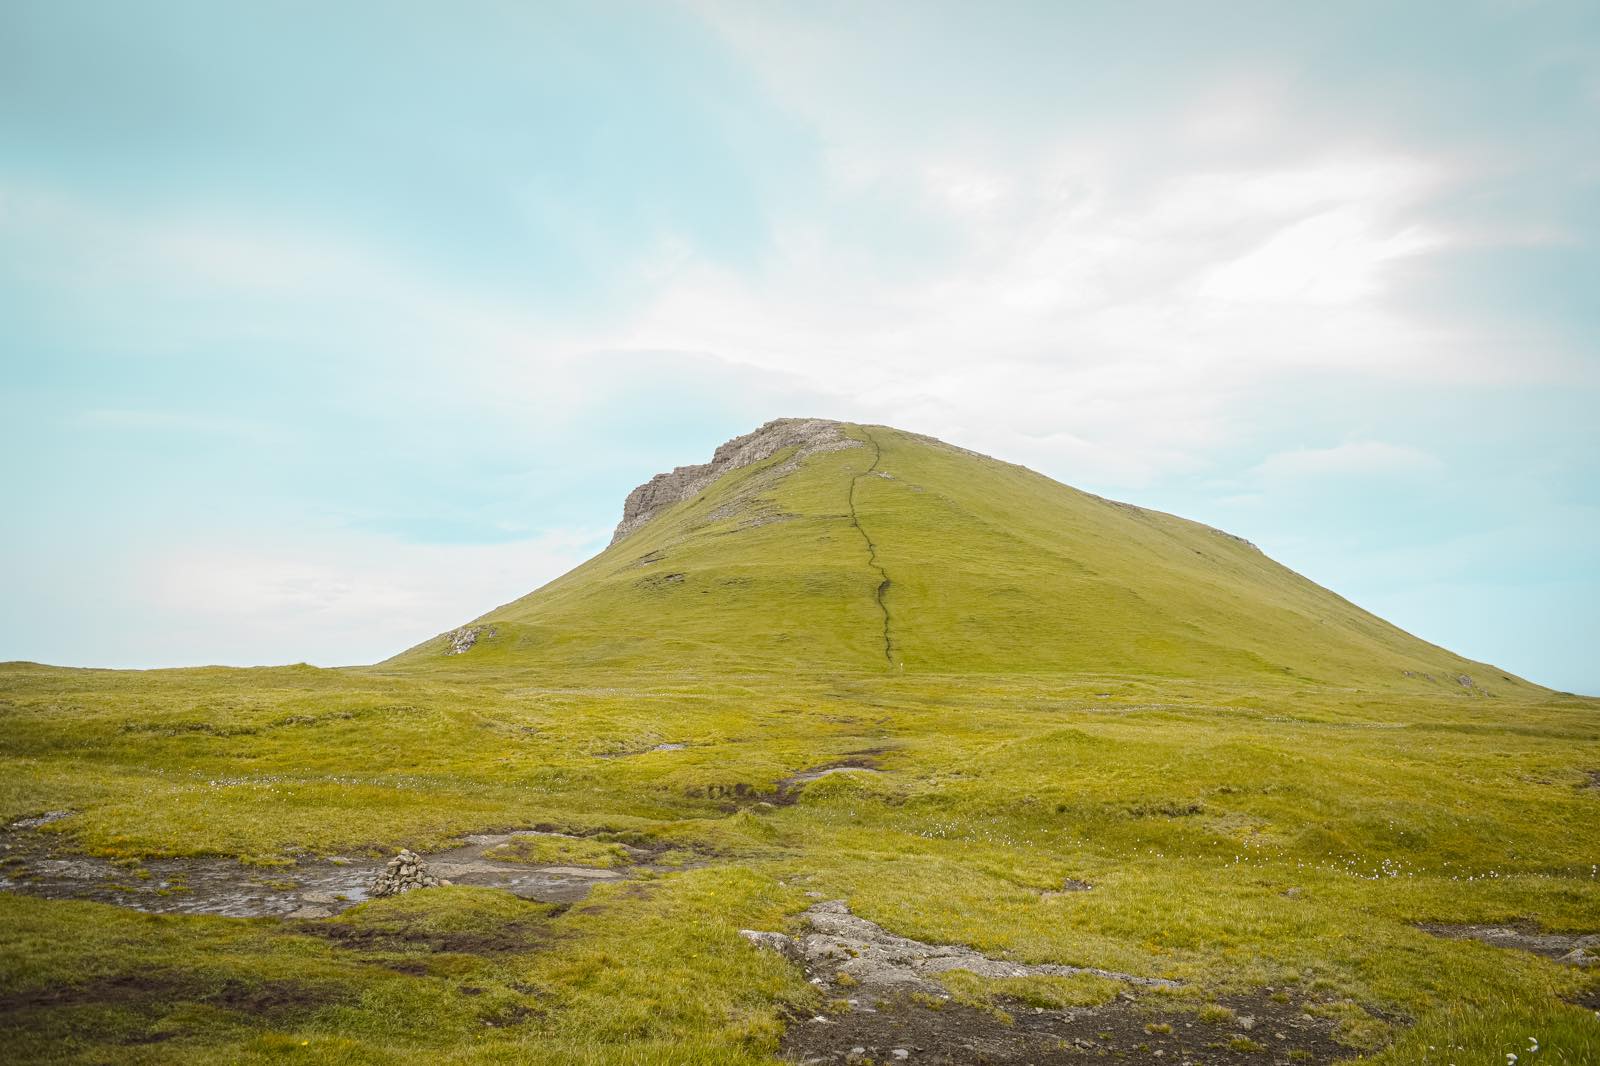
{"left": 1, "top": 663, "right": 1596, "bottom": 1063}
{"left": 2, "top": 425, "right": 1595, "bottom": 1061}
{"left": 483, "top": 835, "right": 633, "bottom": 868}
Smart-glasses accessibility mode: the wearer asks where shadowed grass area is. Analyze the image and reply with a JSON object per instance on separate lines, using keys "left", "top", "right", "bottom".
{"left": 2, "top": 423, "right": 1596, "bottom": 1062}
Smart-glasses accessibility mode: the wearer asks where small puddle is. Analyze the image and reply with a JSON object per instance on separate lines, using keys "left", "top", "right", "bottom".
{"left": 0, "top": 827, "right": 648, "bottom": 920}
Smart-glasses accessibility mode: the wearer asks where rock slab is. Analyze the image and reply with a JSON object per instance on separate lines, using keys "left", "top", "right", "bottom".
{"left": 741, "top": 899, "right": 1177, "bottom": 1003}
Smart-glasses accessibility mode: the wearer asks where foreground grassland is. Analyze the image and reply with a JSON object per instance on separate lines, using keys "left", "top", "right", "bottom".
{"left": 2, "top": 662, "right": 1597, "bottom": 1063}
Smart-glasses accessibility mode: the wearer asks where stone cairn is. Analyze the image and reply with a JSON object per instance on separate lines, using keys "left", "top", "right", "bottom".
{"left": 368, "top": 849, "right": 451, "bottom": 897}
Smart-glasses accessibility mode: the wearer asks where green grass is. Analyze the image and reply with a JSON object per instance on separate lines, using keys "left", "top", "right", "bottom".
{"left": 4, "top": 665, "right": 1594, "bottom": 1063}
{"left": 483, "top": 835, "right": 632, "bottom": 868}
{"left": 938, "top": 969, "right": 1123, "bottom": 1013}
{"left": 2, "top": 422, "right": 1597, "bottom": 1062}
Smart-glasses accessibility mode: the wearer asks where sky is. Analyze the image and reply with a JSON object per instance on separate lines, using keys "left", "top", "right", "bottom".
{"left": 2, "top": 1, "right": 1597, "bottom": 693}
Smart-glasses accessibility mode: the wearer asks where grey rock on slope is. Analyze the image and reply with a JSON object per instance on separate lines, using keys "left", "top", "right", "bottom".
{"left": 610, "top": 418, "right": 859, "bottom": 544}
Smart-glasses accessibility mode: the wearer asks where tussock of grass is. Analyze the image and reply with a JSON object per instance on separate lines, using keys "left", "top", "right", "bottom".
{"left": 939, "top": 969, "right": 1122, "bottom": 1012}
{"left": 482, "top": 835, "right": 632, "bottom": 868}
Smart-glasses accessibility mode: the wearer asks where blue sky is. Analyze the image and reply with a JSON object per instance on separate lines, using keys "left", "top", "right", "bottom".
{"left": 2, "top": 1, "right": 1597, "bottom": 692}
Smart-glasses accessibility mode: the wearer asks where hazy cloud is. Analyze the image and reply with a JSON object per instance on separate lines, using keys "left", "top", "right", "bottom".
{"left": 2, "top": 0, "right": 1595, "bottom": 690}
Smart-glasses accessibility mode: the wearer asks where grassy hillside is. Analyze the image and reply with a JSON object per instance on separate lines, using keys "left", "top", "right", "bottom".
{"left": 391, "top": 423, "right": 1531, "bottom": 692}
{"left": 1, "top": 421, "right": 1594, "bottom": 1064}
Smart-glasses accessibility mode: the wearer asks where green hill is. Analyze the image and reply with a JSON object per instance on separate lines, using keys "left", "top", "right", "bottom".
{"left": 3, "top": 419, "right": 1594, "bottom": 1066}
{"left": 394, "top": 418, "right": 1530, "bottom": 692}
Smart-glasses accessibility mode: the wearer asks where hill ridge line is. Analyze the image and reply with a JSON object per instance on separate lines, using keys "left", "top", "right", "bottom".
{"left": 610, "top": 418, "right": 859, "bottom": 544}
{"left": 848, "top": 427, "right": 895, "bottom": 666}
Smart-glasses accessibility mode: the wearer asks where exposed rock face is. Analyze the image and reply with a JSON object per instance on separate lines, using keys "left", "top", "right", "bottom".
{"left": 368, "top": 849, "right": 450, "bottom": 897}
{"left": 444, "top": 625, "right": 495, "bottom": 655}
{"left": 740, "top": 900, "right": 1177, "bottom": 1004}
{"left": 610, "top": 418, "right": 860, "bottom": 544}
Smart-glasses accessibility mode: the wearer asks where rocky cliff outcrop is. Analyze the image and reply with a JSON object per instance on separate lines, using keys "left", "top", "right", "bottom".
{"left": 610, "top": 418, "right": 860, "bottom": 544}
{"left": 443, "top": 625, "right": 495, "bottom": 655}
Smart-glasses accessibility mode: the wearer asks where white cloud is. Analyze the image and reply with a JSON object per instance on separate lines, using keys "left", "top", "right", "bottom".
{"left": 583, "top": 140, "right": 1487, "bottom": 490}
{"left": 660, "top": 3, "right": 1593, "bottom": 494}
{"left": 0, "top": 129, "right": 1537, "bottom": 500}
{"left": 1196, "top": 208, "right": 1440, "bottom": 306}
{"left": 51, "top": 525, "right": 606, "bottom": 668}
{"left": 1178, "top": 79, "right": 1288, "bottom": 146}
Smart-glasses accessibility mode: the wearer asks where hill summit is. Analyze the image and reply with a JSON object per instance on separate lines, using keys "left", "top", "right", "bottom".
{"left": 394, "top": 419, "right": 1528, "bottom": 690}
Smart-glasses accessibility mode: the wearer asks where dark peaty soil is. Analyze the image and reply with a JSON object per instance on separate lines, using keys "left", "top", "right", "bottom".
{"left": 783, "top": 990, "right": 1352, "bottom": 1065}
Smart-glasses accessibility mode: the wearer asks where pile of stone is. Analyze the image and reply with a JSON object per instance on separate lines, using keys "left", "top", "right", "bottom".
{"left": 368, "top": 849, "right": 451, "bottom": 897}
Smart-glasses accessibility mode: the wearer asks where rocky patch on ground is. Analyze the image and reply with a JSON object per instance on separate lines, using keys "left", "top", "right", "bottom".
{"left": 0, "top": 827, "right": 641, "bottom": 919}
{"left": 746, "top": 902, "right": 1355, "bottom": 1065}
{"left": 1419, "top": 923, "right": 1598, "bottom": 966}
{"left": 742, "top": 900, "right": 1178, "bottom": 1005}
{"left": 8, "top": 810, "right": 72, "bottom": 829}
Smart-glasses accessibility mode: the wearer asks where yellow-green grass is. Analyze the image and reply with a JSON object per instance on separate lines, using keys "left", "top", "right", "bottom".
{"left": 483, "top": 835, "right": 632, "bottom": 868}
{"left": 2, "top": 423, "right": 1596, "bottom": 1062}
{"left": 3, "top": 662, "right": 1596, "bottom": 1062}
{"left": 937, "top": 969, "right": 1124, "bottom": 1015}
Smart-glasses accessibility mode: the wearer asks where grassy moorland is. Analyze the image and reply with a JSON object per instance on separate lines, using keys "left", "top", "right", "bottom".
{"left": 2, "top": 423, "right": 1596, "bottom": 1063}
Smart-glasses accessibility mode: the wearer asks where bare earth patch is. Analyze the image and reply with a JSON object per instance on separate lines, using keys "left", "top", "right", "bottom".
{"left": 781, "top": 991, "right": 1350, "bottom": 1066}
{"left": 0, "top": 972, "right": 350, "bottom": 1018}
{"left": 0, "top": 827, "right": 649, "bottom": 919}
{"left": 742, "top": 900, "right": 1177, "bottom": 997}
{"left": 1418, "top": 922, "right": 1598, "bottom": 967}
{"left": 745, "top": 901, "right": 1351, "bottom": 1065}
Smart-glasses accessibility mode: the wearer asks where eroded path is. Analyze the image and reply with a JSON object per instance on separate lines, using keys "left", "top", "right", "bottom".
{"left": 742, "top": 900, "right": 1178, "bottom": 996}
{"left": 0, "top": 826, "right": 644, "bottom": 919}
{"left": 743, "top": 901, "right": 1351, "bottom": 1066}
